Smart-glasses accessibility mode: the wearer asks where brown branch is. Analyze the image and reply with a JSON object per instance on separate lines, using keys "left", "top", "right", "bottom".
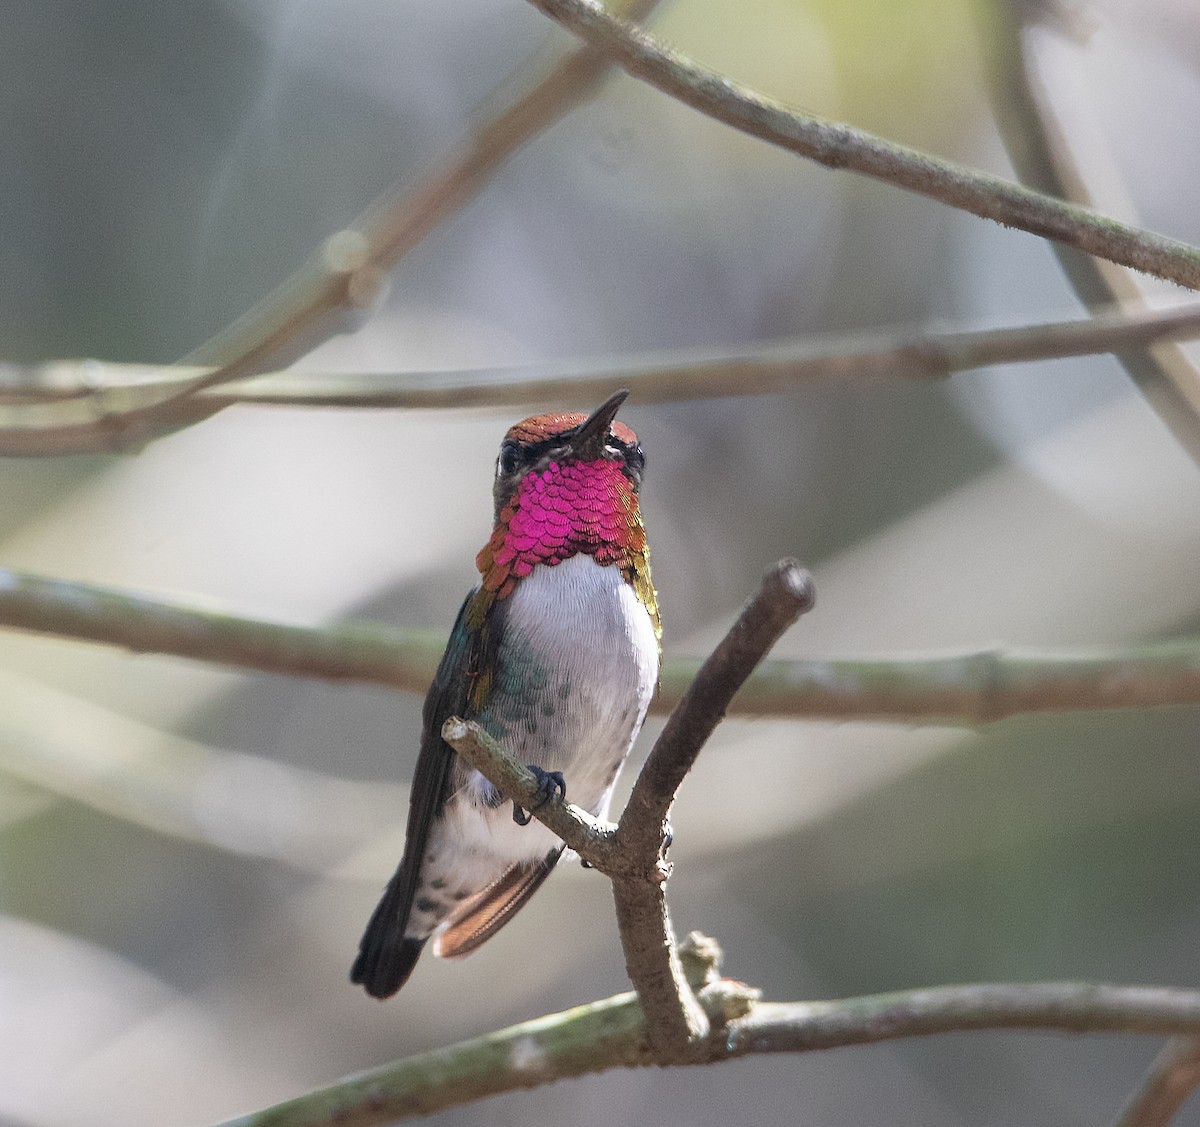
{"left": 445, "top": 562, "right": 813, "bottom": 1061}
{"left": 610, "top": 561, "right": 812, "bottom": 1058}
{"left": 7, "top": 300, "right": 1200, "bottom": 447}
{"left": 442, "top": 717, "right": 708, "bottom": 1059}
{"left": 441, "top": 718, "right": 619, "bottom": 868}
{"left": 1111, "top": 1038, "right": 1200, "bottom": 1127}
{"left": 986, "top": 6, "right": 1200, "bottom": 464}
{"left": 0, "top": 567, "right": 447, "bottom": 687}
{"left": 213, "top": 978, "right": 1200, "bottom": 1127}
{"left": 619, "top": 560, "right": 815, "bottom": 854}
{"left": 6, "top": 567, "right": 1200, "bottom": 723}
{"left": 524, "top": 0, "right": 1200, "bottom": 291}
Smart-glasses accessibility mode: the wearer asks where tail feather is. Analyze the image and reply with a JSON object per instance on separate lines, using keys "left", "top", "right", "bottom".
{"left": 351, "top": 877, "right": 428, "bottom": 999}
{"left": 351, "top": 935, "right": 426, "bottom": 999}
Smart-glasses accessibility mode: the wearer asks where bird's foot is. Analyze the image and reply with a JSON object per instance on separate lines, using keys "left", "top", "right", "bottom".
{"left": 512, "top": 767, "right": 566, "bottom": 825}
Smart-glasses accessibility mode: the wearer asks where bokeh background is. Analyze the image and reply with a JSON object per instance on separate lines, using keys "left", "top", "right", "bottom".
{"left": 3, "top": 0, "right": 1200, "bottom": 1124}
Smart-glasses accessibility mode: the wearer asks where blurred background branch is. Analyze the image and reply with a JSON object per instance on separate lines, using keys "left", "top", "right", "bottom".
{"left": 988, "top": 3, "right": 1200, "bottom": 462}
{"left": 0, "top": 0, "right": 662, "bottom": 456}
{"left": 1111, "top": 1037, "right": 1200, "bottom": 1127}
{"left": 4, "top": 565, "right": 1200, "bottom": 722}
{"left": 5, "top": 300, "right": 1200, "bottom": 455}
{"left": 525, "top": 0, "right": 1200, "bottom": 288}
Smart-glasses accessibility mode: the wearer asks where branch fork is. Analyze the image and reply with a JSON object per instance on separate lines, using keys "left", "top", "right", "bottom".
{"left": 443, "top": 558, "right": 815, "bottom": 1061}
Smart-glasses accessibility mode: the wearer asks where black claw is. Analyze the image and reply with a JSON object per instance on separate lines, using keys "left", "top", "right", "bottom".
{"left": 662, "top": 820, "right": 674, "bottom": 853}
{"left": 513, "top": 766, "right": 566, "bottom": 825}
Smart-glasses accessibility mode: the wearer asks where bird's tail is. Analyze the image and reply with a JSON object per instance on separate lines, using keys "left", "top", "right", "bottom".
{"left": 351, "top": 883, "right": 428, "bottom": 999}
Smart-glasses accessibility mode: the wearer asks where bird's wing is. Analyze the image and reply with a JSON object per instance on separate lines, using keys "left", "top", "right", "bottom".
{"left": 433, "top": 846, "right": 563, "bottom": 959}
{"left": 351, "top": 587, "right": 494, "bottom": 997}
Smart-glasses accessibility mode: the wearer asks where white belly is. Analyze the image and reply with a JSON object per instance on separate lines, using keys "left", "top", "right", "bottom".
{"left": 441, "top": 552, "right": 659, "bottom": 866}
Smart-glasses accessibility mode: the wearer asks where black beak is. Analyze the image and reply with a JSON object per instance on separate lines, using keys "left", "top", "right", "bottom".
{"left": 570, "top": 389, "right": 628, "bottom": 458}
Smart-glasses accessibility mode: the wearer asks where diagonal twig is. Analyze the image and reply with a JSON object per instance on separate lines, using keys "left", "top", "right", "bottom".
{"left": 618, "top": 560, "right": 815, "bottom": 855}
{"left": 610, "top": 560, "right": 813, "bottom": 1058}
{"left": 1111, "top": 1037, "right": 1200, "bottom": 1127}
{"left": 8, "top": 0, "right": 661, "bottom": 456}
{"left": 524, "top": 0, "right": 1200, "bottom": 291}
{"left": 986, "top": 6, "right": 1200, "bottom": 465}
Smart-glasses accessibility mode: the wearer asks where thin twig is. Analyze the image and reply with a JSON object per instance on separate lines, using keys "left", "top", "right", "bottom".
{"left": 213, "top": 979, "right": 1200, "bottom": 1127}
{"left": 524, "top": 0, "right": 1200, "bottom": 291}
{"left": 6, "top": 301, "right": 1200, "bottom": 453}
{"left": 619, "top": 560, "right": 815, "bottom": 857}
{"left": 986, "top": 6, "right": 1200, "bottom": 464}
{"left": 5, "top": 567, "right": 1200, "bottom": 723}
{"left": 611, "top": 561, "right": 812, "bottom": 1058}
{"left": 1111, "top": 1037, "right": 1200, "bottom": 1127}
{"left": 441, "top": 718, "right": 618, "bottom": 869}
{"left": 3, "top": 0, "right": 660, "bottom": 456}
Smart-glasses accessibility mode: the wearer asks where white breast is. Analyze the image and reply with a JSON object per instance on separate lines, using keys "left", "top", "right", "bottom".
{"left": 443, "top": 552, "right": 659, "bottom": 867}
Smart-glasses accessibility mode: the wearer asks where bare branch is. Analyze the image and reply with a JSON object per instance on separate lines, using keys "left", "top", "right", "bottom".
{"left": 619, "top": 560, "right": 815, "bottom": 856}
{"left": 213, "top": 979, "right": 1200, "bottom": 1127}
{"left": 1, "top": 0, "right": 661, "bottom": 456}
{"left": 599, "top": 561, "right": 813, "bottom": 1057}
{"left": 728, "top": 983, "right": 1200, "bottom": 1053}
{"left": 987, "top": 6, "right": 1200, "bottom": 464}
{"left": 0, "top": 566, "right": 446, "bottom": 687}
{"left": 6, "top": 567, "right": 1200, "bottom": 723}
{"left": 1111, "top": 1038, "right": 1200, "bottom": 1127}
{"left": 607, "top": 866, "right": 709, "bottom": 1059}
{"left": 659, "top": 641, "right": 1200, "bottom": 724}
{"left": 6, "top": 301, "right": 1200, "bottom": 453}
{"left": 215, "top": 990, "right": 650, "bottom": 1127}
{"left": 440, "top": 715, "right": 710, "bottom": 1059}
{"left": 524, "top": 0, "right": 1200, "bottom": 291}
{"left": 440, "top": 718, "right": 619, "bottom": 868}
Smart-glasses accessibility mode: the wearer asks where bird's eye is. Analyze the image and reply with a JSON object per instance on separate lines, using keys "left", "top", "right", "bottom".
{"left": 624, "top": 443, "right": 645, "bottom": 476}
{"left": 496, "top": 442, "right": 523, "bottom": 478}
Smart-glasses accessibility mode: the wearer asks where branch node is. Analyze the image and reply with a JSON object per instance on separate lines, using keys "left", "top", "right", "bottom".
{"left": 678, "top": 930, "right": 723, "bottom": 991}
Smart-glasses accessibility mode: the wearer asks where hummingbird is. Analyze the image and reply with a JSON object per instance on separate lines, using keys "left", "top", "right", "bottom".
{"left": 352, "top": 390, "right": 661, "bottom": 998}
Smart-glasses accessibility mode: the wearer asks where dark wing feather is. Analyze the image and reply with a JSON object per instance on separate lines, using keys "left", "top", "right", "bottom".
{"left": 434, "top": 847, "right": 563, "bottom": 959}
{"left": 351, "top": 588, "right": 487, "bottom": 998}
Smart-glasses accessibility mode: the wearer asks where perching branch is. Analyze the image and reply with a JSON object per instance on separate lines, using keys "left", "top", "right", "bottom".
{"left": 5, "top": 566, "right": 1200, "bottom": 723}
{"left": 612, "top": 560, "right": 812, "bottom": 1058}
{"left": 524, "top": 0, "right": 1200, "bottom": 291}
{"left": 620, "top": 561, "right": 814, "bottom": 856}
{"left": 214, "top": 976, "right": 1200, "bottom": 1127}
{"left": 446, "top": 561, "right": 814, "bottom": 1061}
{"left": 441, "top": 718, "right": 618, "bottom": 869}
